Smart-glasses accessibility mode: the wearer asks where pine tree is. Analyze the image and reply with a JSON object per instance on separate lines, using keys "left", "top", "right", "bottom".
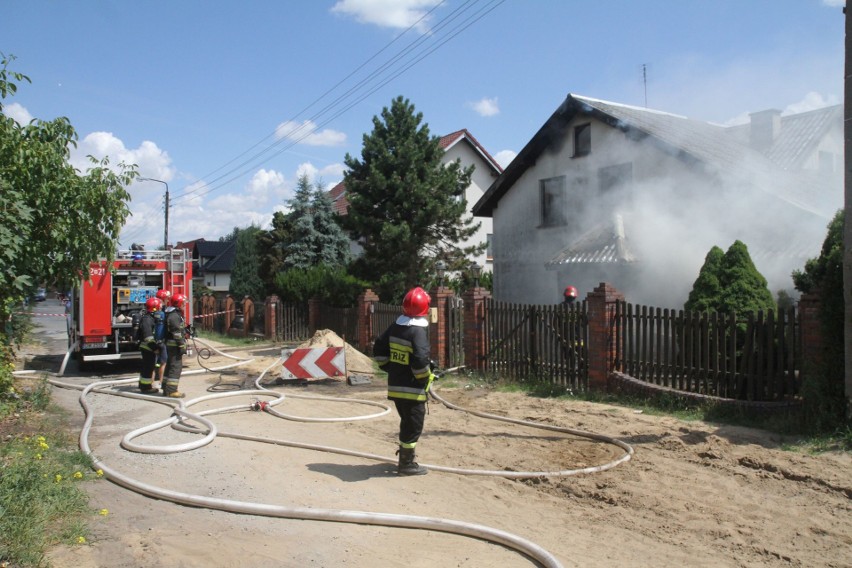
{"left": 283, "top": 174, "right": 316, "bottom": 270}
{"left": 343, "top": 95, "right": 482, "bottom": 301}
{"left": 257, "top": 210, "right": 293, "bottom": 292}
{"left": 310, "top": 182, "right": 351, "bottom": 267}
{"left": 718, "top": 240, "right": 775, "bottom": 315}
{"left": 229, "top": 225, "right": 265, "bottom": 301}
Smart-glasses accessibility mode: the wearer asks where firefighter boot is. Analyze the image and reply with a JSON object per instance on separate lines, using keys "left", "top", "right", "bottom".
{"left": 397, "top": 447, "right": 427, "bottom": 476}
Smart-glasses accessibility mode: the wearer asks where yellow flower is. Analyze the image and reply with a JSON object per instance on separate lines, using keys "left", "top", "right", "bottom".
{"left": 76, "top": 536, "right": 86, "bottom": 544}
{"left": 36, "top": 436, "right": 45, "bottom": 443}
{"left": 39, "top": 441, "right": 49, "bottom": 450}
{"left": 74, "top": 471, "right": 83, "bottom": 479}
{"left": 55, "top": 474, "right": 62, "bottom": 483}
{"left": 99, "top": 509, "right": 109, "bottom": 516}
{"left": 96, "top": 469, "right": 104, "bottom": 477}
{"left": 34, "top": 453, "right": 42, "bottom": 460}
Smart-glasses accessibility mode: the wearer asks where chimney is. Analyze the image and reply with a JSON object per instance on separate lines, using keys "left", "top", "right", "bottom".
{"left": 748, "top": 109, "right": 781, "bottom": 151}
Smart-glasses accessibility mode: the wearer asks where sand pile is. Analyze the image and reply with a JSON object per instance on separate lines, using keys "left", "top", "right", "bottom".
{"left": 298, "top": 329, "right": 377, "bottom": 376}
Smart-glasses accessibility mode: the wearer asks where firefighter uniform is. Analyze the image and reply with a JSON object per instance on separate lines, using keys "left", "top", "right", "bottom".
{"left": 164, "top": 304, "right": 187, "bottom": 397}
{"left": 373, "top": 286, "right": 434, "bottom": 475}
{"left": 138, "top": 311, "right": 159, "bottom": 392}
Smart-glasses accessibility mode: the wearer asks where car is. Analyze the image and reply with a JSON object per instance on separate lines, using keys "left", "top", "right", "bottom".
{"left": 34, "top": 288, "right": 46, "bottom": 302}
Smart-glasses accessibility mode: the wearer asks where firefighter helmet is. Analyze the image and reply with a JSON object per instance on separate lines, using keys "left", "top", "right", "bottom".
{"left": 563, "top": 285, "right": 578, "bottom": 303}
{"left": 156, "top": 289, "right": 171, "bottom": 302}
{"left": 171, "top": 293, "right": 187, "bottom": 308}
{"left": 145, "top": 297, "right": 162, "bottom": 312}
{"left": 402, "top": 287, "right": 431, "bottom": 317}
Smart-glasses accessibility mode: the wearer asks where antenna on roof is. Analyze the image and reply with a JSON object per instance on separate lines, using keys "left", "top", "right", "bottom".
{"left": 642, "top": 63, "right": 648, "bottom": 107}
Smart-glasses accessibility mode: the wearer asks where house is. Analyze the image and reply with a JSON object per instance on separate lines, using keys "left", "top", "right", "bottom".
{"left": 329, "top": 128, "right": 503, "bottom": 271}
{"left": 192, "top": 240, "right": 236, "bottom": 292}
{"left": 472, "top": 94, "right": 842, "bottom": 307}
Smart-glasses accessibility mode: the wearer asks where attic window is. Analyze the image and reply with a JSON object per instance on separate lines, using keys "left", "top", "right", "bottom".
{"left": 574, "top": 123, "right": 591, "bottom": 157}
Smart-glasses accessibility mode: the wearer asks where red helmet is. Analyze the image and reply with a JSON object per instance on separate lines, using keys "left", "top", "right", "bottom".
{"left": 402, "top": 287, "right": 431, "bottom": 317}
{"left": 156, "top": 289, "right": 171, "bottom": 302}
{"left": 563, "top": 286, "right": 578, "bottom": 301}
{"left": 171, "top": 293, "right": 187, "bottom": 308}
{"left": 145, "top": 297, "right": 163, "bottom": 312}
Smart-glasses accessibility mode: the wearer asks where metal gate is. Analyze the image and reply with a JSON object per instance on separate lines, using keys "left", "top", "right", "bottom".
{"left": 483, "top": 299, "right": 588, "bottom": 389}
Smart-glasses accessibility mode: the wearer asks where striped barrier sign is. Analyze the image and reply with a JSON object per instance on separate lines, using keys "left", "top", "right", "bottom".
{"left": 281, "top": 347, "right": 346, "bottom": 381}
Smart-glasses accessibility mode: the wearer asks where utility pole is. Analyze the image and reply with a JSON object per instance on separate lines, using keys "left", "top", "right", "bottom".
{"left": 642, "top": 63, "right": 648, "bottom": 108}
{"left": 138, "top": 177, "right": 170, "bottom": 249}
{"left": 843, "top": 6, "right": 851, "bottom": 418}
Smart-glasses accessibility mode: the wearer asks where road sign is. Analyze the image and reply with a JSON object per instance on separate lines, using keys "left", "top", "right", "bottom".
{"left": 281, "top": 347, "right": 346, "bottom": 380}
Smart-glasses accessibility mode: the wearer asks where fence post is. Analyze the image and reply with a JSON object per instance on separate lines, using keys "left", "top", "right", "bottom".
{"left": 308, "top": 297, "right": 321, "bottom": 337}
{"left": 265, "top": 295, "right": 280, "bottom": 340}
{"left": 241, "top": 296, "right": 254, "bottom": 337}
{"left": 357, "top": 289, "right": 380, "bottom": 355}
{"left": 223, "top": 295, "right": 235, "bottom": 334}
{"left": 430, "top": 285, "right": 453, "bottom": 369}
{"left": 586, "top": 282, "right": 624, "bottom": 391}
{"left": 463, "top": 285, "right": 491, "bottom": 371}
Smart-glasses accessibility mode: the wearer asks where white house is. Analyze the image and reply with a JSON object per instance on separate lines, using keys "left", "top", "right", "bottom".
{"left": 472, "top": 94, "right": 842, "bottom": 307}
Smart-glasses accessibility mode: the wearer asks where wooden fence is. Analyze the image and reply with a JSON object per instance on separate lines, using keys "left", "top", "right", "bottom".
{"left": 316, "top": 305, "right": 359, "bottom": 350}
{"left": 613, "top": 302, "right": 799, "bottom": 401}
{"left": 482, "top": 299, "right": 588, "bottom": 390}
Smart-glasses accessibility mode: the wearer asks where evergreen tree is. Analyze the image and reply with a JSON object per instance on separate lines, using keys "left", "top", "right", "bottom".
{"left": 310, "top": 182, "right": 351, "bottom": 268}
{"left": 685, "top": 246, "right": 724, "bottom": 312}
{"left": 228, "top": 225, "right": 265, "bottom": 300}
{"left": 282, "top": 175, "right": 315, "bottom": 270}
{"left": 343, "top": 95, "right": 482, "bottom": 301}
{"left": 718, "top": 240, "right": 775, "bottom": 315}
{"left": 257, "top": 210, "right": 293, "bottom": 292}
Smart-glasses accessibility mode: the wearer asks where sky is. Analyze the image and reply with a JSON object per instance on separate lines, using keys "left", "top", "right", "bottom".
{"left": 1, "top": 0, "right": 846, "bottom": 250}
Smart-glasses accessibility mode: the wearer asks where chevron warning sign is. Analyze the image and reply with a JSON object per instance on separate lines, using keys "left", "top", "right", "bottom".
{"left": 281, "top": 347, "right": 346, "bottom": 380}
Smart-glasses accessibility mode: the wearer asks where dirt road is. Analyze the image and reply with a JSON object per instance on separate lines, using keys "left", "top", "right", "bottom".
{"left": 17, "top": 302, "right": 852, "bottom": 567}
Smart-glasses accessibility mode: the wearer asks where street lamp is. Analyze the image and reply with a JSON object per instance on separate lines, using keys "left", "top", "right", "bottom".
{"left": 435, "top": 260, "right": 447, "bottom": 287}
{"left": 137, "top": 177, "right": 170, "bottom": 249}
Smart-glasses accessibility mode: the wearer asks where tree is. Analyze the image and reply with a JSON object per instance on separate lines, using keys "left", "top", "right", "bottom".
{"left": 228, "top": 225, "right": 265, "bottom": 301}
{"left": 1, "top": 55, "right": 133, "bottom": 394}
{"left": 684, "top": 246, "right": 724, "bottom": 313}
{"left": 283, "top": 174, "right": 350, "bottom": 270}
{"left": 343, "top": 95, "right": 482, "bottom": 301}
{"left": 792, "top": 210, "right": 845, "bottom": 431}
{"left": 684, "top": 240, "right": 774, "bottom": 315}
{"left": 257, "top": 210, "right": 293, "bottom": 292}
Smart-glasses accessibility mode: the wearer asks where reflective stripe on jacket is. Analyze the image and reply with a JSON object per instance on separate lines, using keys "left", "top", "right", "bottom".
{"left": 373, "top": 320, "right": 431, "bottom": 402}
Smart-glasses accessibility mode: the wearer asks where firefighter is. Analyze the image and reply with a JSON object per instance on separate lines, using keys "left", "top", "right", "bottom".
{"left": 372, "top": 286, "right": 435, "bottom": 476}
{"left": 163, "top": 293, "right": 188, "bottom": 398}
{"left": 138, "top": 297, "right": 163, "bottom": 393}
{"left": 154, "top": 289, "right": 171, "bottom": 387}
{"left": 563, "top": 285, "right": 578, "bottom": 305}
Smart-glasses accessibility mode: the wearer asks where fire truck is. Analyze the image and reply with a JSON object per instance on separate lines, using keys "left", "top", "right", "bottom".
{"left": 67, "top": 248, "right": 193, "bottom": 370}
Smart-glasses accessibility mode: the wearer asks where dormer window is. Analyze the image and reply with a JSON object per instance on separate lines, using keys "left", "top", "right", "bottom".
{"left": 574, "top": 123, "right": 591, "bottom": 157}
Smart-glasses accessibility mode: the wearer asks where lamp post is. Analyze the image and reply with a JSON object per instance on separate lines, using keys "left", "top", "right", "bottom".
{"left": 469, "top": 262, "right": 482, "bottom": 288}
{"left": 138, "top": 177, "right": 170, "bottom": 249}
{"left": 435, "top": 260, "right": 447, "bottom": 287}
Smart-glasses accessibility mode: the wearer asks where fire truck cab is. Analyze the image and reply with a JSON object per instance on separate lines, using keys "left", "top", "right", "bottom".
{"left": 67, "top": 248, "right": 193, "bottom": 370}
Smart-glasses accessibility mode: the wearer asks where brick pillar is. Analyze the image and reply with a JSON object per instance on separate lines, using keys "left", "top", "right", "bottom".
{"left": 357, "top": 289, "right": 380, "bottom": 355}
{"left": 307, "top": 297, "right": 321, "bottom": 337}
{"left": 462, "top": 286, "right": 491, "bottom": 371}
{"left": 586, "top": 282, "right": 624, "bottom": 391}
{"left": 265, "top": 295, "right": 280, "bottom": 340}
{"left": 798, "top": 292, "right": 822, "bottom": 375}
{"left": 430, "top": 286, "right": 453, "bottom": 368}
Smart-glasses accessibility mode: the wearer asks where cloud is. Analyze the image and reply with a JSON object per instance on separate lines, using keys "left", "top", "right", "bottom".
{"left": 71, "top": 131, "right": 173, "bottom": 181}
{"left": 275, "top": 120, "right": 346, "bottom": 146}
{"left": 468, "top": 97, "right": 500, "bottom": 117}
{"left": 821, "top": 0, "right": 845, "bottom": 6}
{"left": 782, "top": 91, "right": 840, "bottom": 115}
{"left": 3, "top": 102, "right": 33, "bottom": 125}
{"left": 494, "top": 150, "right": 516, "bottom": 169}
{"left": 330, "top": 0, "right": 442, "bottom": 32}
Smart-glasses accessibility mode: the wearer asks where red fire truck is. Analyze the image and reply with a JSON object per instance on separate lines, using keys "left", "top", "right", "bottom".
{"left": 67, "top": 248, "right": 193, "bottom": 370}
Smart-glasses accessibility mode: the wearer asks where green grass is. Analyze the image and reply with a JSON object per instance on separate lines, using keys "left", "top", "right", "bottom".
{"left": 195, "top": 329, "right": 273, "bottom": 348}
{"left": 1, "top": 378, "right": 105, "bottom": 567}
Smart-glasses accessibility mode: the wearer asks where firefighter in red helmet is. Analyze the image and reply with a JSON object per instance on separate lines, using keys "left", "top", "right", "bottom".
{"left": 373, "top": 286, "right": 435, "bottom": 475}
{"left": 154, "top": 289, "right": 172, "bottom": 387}
{"left": 137, "top": 297, "right": 163, "bottom": 393}
{"left": 163, "top": 293, "right": 188, "bottom": 398}
{"left": 563, "top": 285, "right": 579, "bottom": 305}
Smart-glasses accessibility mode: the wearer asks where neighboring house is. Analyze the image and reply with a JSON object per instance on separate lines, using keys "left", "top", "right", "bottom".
{"left": 329, "top": 128, "right": 503, "bottom": 271}
{"left": 192, "top": 240, "right": 236, "bottom": 292}
{"left": 472, "top": 94, "right": 842, "bottom": 307}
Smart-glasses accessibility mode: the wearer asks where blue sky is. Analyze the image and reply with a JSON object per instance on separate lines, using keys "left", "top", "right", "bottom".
{"left": 2, "top": 0, "right": 845, "bottom": 249}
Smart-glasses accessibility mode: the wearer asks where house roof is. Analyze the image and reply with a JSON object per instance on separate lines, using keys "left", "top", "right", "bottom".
{"left": 472, "top": 94, "right": 832, "bottom": 219}
{"left": 195, "top": 240, "right": 236, "bottom": 272}
{"left": 328, "top": 129, "right": 502, "bottom": 215}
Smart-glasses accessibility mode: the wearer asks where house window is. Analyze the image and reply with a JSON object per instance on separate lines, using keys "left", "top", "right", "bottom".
{"left": 574, "top": 123, "right": 591, "bottom": 157}
{"left": 598, "top": 163, "right": 633, "bottom": 208}
{"left": 486, "top": 234, "right": 493, "bottom": 261}
{"left": 540, "top": 176, "right": 568, "bottom": 227}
